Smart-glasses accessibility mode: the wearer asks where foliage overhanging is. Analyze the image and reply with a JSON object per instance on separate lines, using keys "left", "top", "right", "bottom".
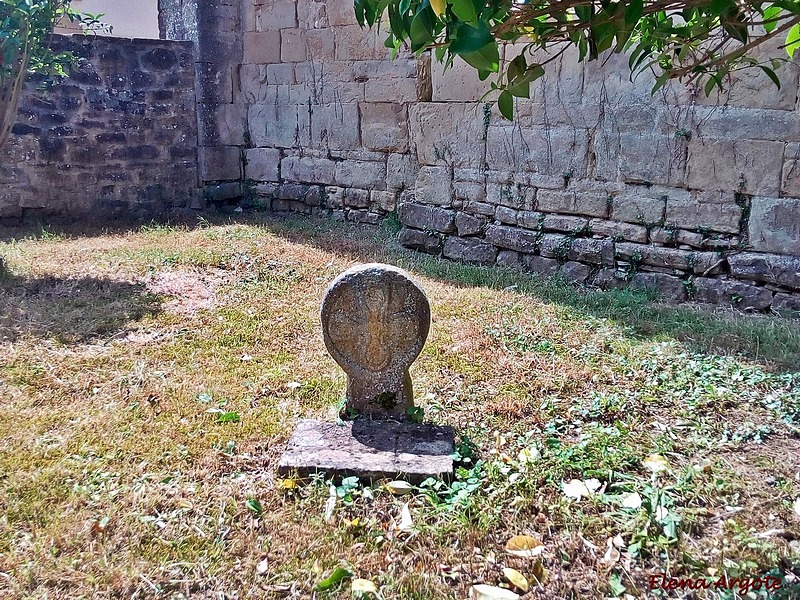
{"left": 354, "top": 0, "right": 800, "bottom": 118}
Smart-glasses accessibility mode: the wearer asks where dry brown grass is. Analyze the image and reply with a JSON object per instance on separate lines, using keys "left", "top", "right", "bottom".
{"left": 0, "top": 215, "right": 798, "bottom": 599}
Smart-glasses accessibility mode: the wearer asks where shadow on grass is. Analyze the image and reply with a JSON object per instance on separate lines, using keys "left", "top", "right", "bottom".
{"left": 254, "top": 214, "right": 800, "bottom": 373}
{"left": 1, "top": 211, "right": 798, "bottom": 370}
{"left": 0, "top": 271, "right": 161, "bottom": 344}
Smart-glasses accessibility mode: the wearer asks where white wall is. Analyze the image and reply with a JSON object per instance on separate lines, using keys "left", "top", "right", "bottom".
{"left": 57, "top": 0, "right": 160, "bottom": 39}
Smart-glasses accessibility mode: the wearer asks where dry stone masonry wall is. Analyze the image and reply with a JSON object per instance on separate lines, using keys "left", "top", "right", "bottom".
{"left": 0, "top": 35, "right": 199, "bottom": 222}
{"left": 238, "top": 0, "right": 800, "bottom": 314}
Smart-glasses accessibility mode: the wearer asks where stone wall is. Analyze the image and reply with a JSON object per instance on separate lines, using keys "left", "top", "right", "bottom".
{"left": 0, "top": 35, "right": 198, "bottom": 223}
{"left": 233, "top": 1, "right": 800, "bottom": 313}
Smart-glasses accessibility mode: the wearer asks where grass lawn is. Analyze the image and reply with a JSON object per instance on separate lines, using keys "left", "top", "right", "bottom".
{"left": 1, "top": 214, "right": 799, "bottom": 599}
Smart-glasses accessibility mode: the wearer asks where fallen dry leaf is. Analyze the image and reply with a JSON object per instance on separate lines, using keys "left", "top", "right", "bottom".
{"left": 502, "top": 567, "right": 529, "bottom": 592}
{"left": 469, "top": 584, "right": 520, "bottom": 600}
{"left": 505, "top": 534, "right": 544, "bottom": 558}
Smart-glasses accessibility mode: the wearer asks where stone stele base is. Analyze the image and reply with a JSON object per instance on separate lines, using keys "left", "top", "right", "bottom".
{"left": 277, "top": 419, "right": 455, "bottom": 483}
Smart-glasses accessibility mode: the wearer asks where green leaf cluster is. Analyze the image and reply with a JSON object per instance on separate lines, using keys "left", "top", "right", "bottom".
{"left": 355, "top": 0, "right": 800, "bottom": 119}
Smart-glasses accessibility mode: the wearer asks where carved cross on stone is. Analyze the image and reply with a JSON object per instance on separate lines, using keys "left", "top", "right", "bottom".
{"left": 321, "top": 263, "right": 431, "bottom": 418}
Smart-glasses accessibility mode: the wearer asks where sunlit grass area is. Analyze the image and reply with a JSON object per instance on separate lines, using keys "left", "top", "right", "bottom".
{"left": 1, "top": 214, "right": 798, "bottom": 599}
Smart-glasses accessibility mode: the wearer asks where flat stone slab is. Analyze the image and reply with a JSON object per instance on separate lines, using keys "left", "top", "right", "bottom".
{"left": 277, "top": 419, "right": 455, "bottom": 483}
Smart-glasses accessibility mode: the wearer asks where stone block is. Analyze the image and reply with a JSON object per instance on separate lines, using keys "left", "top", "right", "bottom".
{"left": 455, "top": 212, "right": 486, "bottom": 237}
{"left": 387, "top": 153, "right": 418, "bottom": 191}
{"left": 335, "top": 160, "right": 386, "bottom": 190}
{"left": 409, "top": 103, "right": 484, "bottom": 167}
{"left": 361, "top": 103, "right": 409, "bottom": 152}
{"left": 486, "top": 182, "right": 527, "bottom": 210}
{"left": 594, "top": 133, "right": 687, "bottom": 186}
{"left": 464, "top": 201, "right": 495, "bottom": 217}
{"left": 728, "top": 252, "right": 800, "bottom": 290}
{"left": 344, "top": 188, "right": 370, "bottom": 208}
{"left": 277, "top": 419, "right": 454, "bottom": 484}
{"left": 304, "top": 29, "right": 335, "bottom": 61}
{"left": 486, "top": 125, "right": 589, "bottom": 176}
{"left": 365, "top": 77, "right": 419, "bottom": 103}
{"left": 346, "top": 209, "right": 381, "bottom": 224}
{"left": 782, "top": 143, "right": 800, "bottom": 197}
{"left": 371, "top": 190, "right": 397, "bottom": 212}
{"left": 325, "top": 186, "right": 345, "bottom": 208}
{"left": 204, "top": 181, "right": 242, "bottom": 202}
{"left": 593, "top": 268, "right": 628, "bottom": 290}
{"left": 539, "top": 233, "right": 571, "bottom": 259}
{"left": 542, "top": 215, "right": 589, "bottom": 234}
{"left": 431, "top": 57, "right": 493, "bottom": 102}
{"left": 327, "top": 0, "right": 359, "bottom": 25}
{"left": 454, "top": 181, "right": 486, "bottom": 202}
{"left": 244, "top": 147, "right": 280, "bottom": 182}
{"left": 297, "top": 0, "right": 327, "bottom": 28}
{"left": 281, "top": 29, "right": 307, "bottom": 63}
{"left": 243, "top": 31, "right": 281, "bottom": 64}
{"left": 589, "top": 219, "right": 648, "bottom": 243}
{"left": 523, "top": 255, "right": 559, "bottom": 276}
{"left": 253, "top": 0, "right": 297, "bottom": 30}
{"left": 415, "top": 166, "right": 452, "bottom": 206}
{"left": 199, "top": 102, "right": 246, "bottom": 146}
{"left": 693, "top": 278, "right": 773, "bottom": 311}
{"left": 560, "top": 261, "right": 592, "bottom": 282}
{"left": 631, "top": 272, "right": 688, "bottom": 302}
{"left": 495, "top": 206, "right": 519, "bottom": 225}
{"left": 692, "top": 106, "right": 800, "bottom": 142}
{"left": 615, "top": 242, "right": 721, "bottom": 274}
{"left": 249, "top": 102, "right": 305, "bottom": 148}
{"left": 612, "top": 187, "right": 672, "bottom": 225}
{"left": 334, "top": 24, "right": 384, "bottom": 61}
{"left": 310, "top": 103, "right": 360, "bottom": 151}
{"left": 686, "top": 138, "right": 783, "bottom": 197}
{"left": 484, "top": 225, "right": 541, "bottom": 254}
{"left": 496, "top": 250, "right": 521, "bottom": 268}
{"left": 442, "top": 236, "right": 498, "bottom": 264}
{"left": 399, "top": 227, "right": 442, "bottom": 254}
{"left": 665, "top": 191, "right": 742, "bottom": 235}
{"left": 771, "top": 293, "right": 800, "bottom": 317}
{"left": 537, "top": 189, "right": 610, "bottom": 218}
{"left": 518, "top": 210, "right": 544, "bottom": 230}
{"left": 748, "top": 196, "right": 800, "bottom": 255}
{"left": 569, "top": 238, "right": 614, "bottom": 266}
{"left": 397, "top": 202, "right": 456, "bottom": 233}
{"left": 281, "top": 156, "right": 336, "bottom": 185}
{"left": 198, "top": 146, "right": 240, "bottom": 182}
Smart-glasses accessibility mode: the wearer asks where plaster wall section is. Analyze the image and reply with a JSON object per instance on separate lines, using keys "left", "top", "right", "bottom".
{"left": 0, "top": 35, "right": 199, "bottom": 223}
{"left": 237, "top": 1, "right": 800, "bottom": 314}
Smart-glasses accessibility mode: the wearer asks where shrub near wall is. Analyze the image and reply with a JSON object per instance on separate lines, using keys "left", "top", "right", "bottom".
{"left": 0, "top": 34, "right": 199, "bottom": 223}
{"left": 231, "top": 1, "right": 800, "bottom": 314}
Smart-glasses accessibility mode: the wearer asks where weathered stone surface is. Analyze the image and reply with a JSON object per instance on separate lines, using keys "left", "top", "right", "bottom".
{"left": 442, "top": 236, "right": 497, "bottom": 264}
{"left": 277, "top": 419, "right": 454, "bottom": 483}
{"left": 397, "top": 202, "right": 456, "bottom": 233}
{"left": 387, "top": 153, "right": 418, "bottom": 191}
{"left": 560, "top": 261, "right": 592, "bottom": 282}
{"left": 523, "top": 255, "right": 559, "bottom": 276}
{"left": 199, "top": 146, "right": 240, "bottom": 181}
{"left": 361, "top": 103, "right": 408, "bottom": 152}
{"left": 728, "top": 252, "right": 800, "bottom": 290}
{"left": 686, "top": 138, "right": 783, "bottom": 197}
{"left": 495, "top": 206, "right": 519, "bottom": 225}
{"left": 371, "top": 190, "right": 397, "bottom": 212}
{"left": 455, "top": 212, "right": 486, "bottom": 236}
{"left": 593, "top": 268, "right": 628, "bottom": 290}
{"left": 748, "top": 197, "right": 800, "bottom": 255}
{"left": 615, "top": 242, "right": 721, "bottom": 275}
{"left": 335, "top": 160, "right": 386, "bottom": 190}
{"left": 569, "top": 238, "right": 614, "bottom": 266}
{"left": 542, "top": 214, "right": 588, "bottom": 234}
{"left": 415, "top": 166, "right": 452, "bottom": 206}
{"left": 244, "top": 148, "right": 280, "bottom": 182}
{"left": 321, "top": 264, "right": 431, "bottom": 417}
{"left": 281, "top": 156, "right": 336, "bottom": 185}
{"left": 243, "top": 31, "right": 281, "bottom": 64}
{"left": 409, "top": 102, "right": 484, "bottom": 167}
{"left": 454, "top": 181, "right": 486, "bottom": 203}
{"left": 310, "top": 103, "right": 360, "bottom": 151}
{"left": 347, "top": 209, "right": 381, "bottom": 224}
{"left": 539, "top": 233, "right": 571, "bottom": 259}
{"left": 665, "top": 191, "right": 742, "bottom": 235}
{"left": 464, "top": 201, "right": 495, "bottom": 217}
{"left": 631, "top": 272, "right": 688, "bottom": 302}
{"left": 496, "top": 250, "right": 521, "bottom": 268}
{"left": 537, "top": 190, "right": 610, "bottom": 218}
{"left": 485, "top": 225, "right": 540, "bottom": 253}
{"left": 693, "top": 278, "right": 773, "bottom": 310}
{"left": 612, "top": 188, "right": 670, "bottom": 224}
{"left": 280, "top": 28, "right": 307, "bottom": 63}
{"left": 399, "top": 227, "right": 442, "bottom": 254}
{"left": 344, "top": 188, "right": 370, "bottom": 208}
{"left": 431, "top": 58, "right": 492, "bottom": 102}
{"left": 771, "top": 293, "right": 800, "bottom": 317}
{"left": 589, "top": 219, "right": 648, "bottom": 243}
